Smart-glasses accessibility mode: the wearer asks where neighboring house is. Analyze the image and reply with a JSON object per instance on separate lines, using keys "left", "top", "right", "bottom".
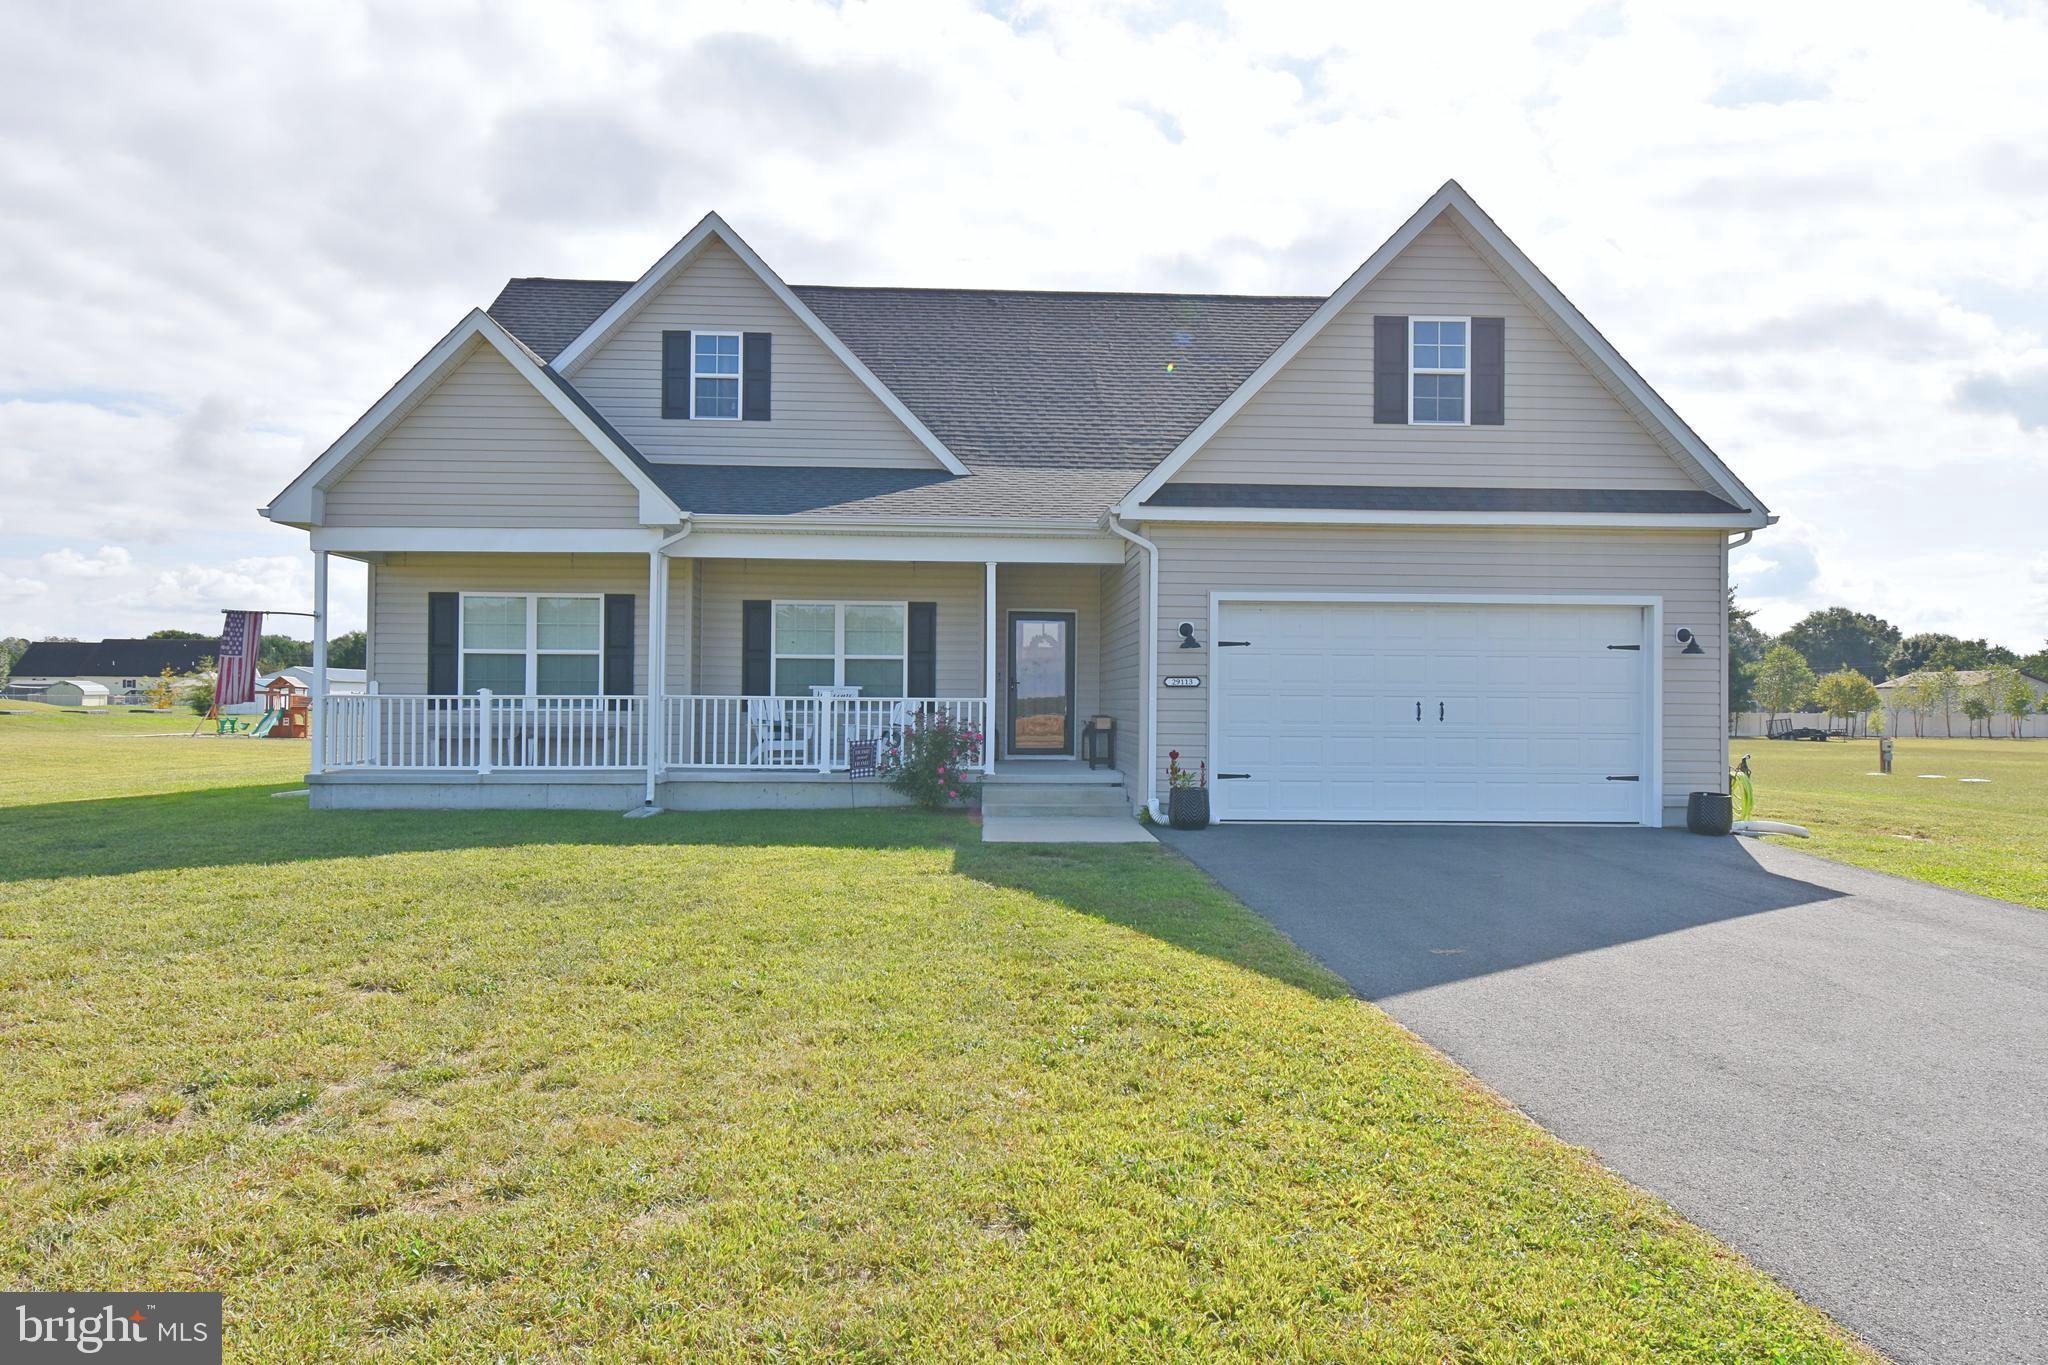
{"left": 42, "top": 679, "right": 111, "bottom": 707}
{"left": 264, "top": 181, "right": 1772, "bottom": 824}
{"left": 9, "top": 638, "right": 218, "bottom": 703}
{"left": 1876, "top": 669, "right": 2048, "bottom": 738}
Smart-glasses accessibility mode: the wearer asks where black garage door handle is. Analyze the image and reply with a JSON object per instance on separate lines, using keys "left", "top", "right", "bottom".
{"left": 1216, "top": 772, "right": 1251, "bottom": 779}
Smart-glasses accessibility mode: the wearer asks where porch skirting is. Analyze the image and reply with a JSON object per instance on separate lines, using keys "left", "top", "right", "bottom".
{"left": 307, "top": 769, "right": 915, "bottom": 813}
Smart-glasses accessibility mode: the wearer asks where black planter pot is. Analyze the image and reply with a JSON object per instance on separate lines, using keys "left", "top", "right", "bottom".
{"left": 1687, "top": 790, "right": 1733, "bottom": 836}
{"left": 1168, "top": 788, "right": 1210, "bottom": 830}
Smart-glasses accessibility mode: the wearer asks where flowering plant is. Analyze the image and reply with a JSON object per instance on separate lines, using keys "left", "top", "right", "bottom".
{"left": 880, "top": 708, "right": 985, "bottom": 809}
{"left": 1166, "top": 749, "right": 1206, "bottom": 790}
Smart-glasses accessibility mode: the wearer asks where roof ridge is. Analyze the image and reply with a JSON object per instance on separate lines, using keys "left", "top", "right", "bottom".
{"left": 793, "top": 283, "right": 1327, "bottom": 303}
{"left": 497, "top": 276, "right": 1325, "bottom": 304}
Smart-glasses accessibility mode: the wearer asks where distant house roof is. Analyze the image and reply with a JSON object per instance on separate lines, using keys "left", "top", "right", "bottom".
{"left": 13, "top": 638, "right": 217, "bottom": 678}
{"left": 262, "top": 666, "right": 367, "bottom": 689}
{"left": 1878, "top": 669, "right": 2048, "bottom": 691}
{"left": 48, "top": 679, "right": 111, "bottom": 696}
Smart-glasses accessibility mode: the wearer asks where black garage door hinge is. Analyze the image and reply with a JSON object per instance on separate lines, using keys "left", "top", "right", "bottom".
{"left": 1218, "top": 640, "right": 1252, "bottom": 647}
{"left": 1605, "top": 775, "right": 1640, "bottom": 782}
{"left": 1606, "top": 643, "right": 1642, "bottom": 651}
{"left": 1215, "top": 772, "right": 1251, "bottom": 779}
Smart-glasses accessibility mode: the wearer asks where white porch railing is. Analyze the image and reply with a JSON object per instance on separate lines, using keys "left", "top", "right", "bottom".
{"left": 318, "top": 692, "right": 648, "bottom": 772}
{"left": 662, "top": 695, "right": 987, "bottom": 771}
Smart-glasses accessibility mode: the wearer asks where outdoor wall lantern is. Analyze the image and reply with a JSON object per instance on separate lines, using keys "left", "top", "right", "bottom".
{"left": 1675, "top": 627, "right": 1704, "bottom": 655}
{"left": 1178, "top": 621, "right": 1203, "bottom": 649}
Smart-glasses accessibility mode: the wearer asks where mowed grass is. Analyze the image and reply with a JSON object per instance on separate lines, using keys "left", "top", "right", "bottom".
{"left": 1736, "top": 736, "right": 2048, "bottom": 909}
{"left": 0, "top": 715, "right": 1863, "bottom": 1362}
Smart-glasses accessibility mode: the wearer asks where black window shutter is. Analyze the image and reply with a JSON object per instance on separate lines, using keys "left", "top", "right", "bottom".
{"left": 1373, "top": 316, "right": 1408, "bottom": 424}
{"left": 742, "top": 332, "right": 772, "bottom": 421}
{"left": 427, "top": 592, "right": 458, "bottom": 694}
{"left": 741, "top": 600, "right": 772, "bottom": 696}
{"left": 1472, "top": 317, "right": 1505, "bottom": 425}
{"left": 907, "top": 602, "right": 937, "bottom": 697}
{"left": 661, "top": 330, "right": 692, "bottom": 419}
{"left": 603, "top": 594, "right": 635, "bottom": 695}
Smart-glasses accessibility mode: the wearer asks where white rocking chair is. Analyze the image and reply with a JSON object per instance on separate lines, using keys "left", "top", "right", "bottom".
{"left": 746, "top": 698, "right": 812, "bottom": 767}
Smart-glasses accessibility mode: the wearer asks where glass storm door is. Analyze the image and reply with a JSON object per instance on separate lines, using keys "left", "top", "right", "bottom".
{"left": 1007, "top": 612, "right": 1076, "bottom": 755}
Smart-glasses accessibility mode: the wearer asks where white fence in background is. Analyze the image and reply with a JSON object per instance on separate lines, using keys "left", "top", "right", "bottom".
{"left": 316, "top": 693, "right": 986, "bottom": 773}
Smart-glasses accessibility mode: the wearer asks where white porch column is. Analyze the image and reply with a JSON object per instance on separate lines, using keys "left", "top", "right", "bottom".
{"left": 309, "top": 549, "right": 328, "bottom": 775}
{"left": 645, "top": 548, "right": 665, "bottom": 805}
{"left": 983, "top": 560, "right": 997, "bottom": 774}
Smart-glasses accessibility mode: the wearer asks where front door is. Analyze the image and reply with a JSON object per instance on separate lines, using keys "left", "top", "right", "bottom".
{"left": 1007, "top": 611, "right": 1076, "bottom": 756}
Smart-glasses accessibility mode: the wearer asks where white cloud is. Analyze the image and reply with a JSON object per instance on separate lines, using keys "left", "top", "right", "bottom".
{"left": 0, "top": 0, "right": 2044, "bottom": 652}
{"left": 39, "top": 546, "right": 132, "bottom": 578}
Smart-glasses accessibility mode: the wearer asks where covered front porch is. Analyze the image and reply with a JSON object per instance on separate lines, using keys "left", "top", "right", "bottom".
{"left": 302, "top": 527, "right": 1139, "bottom": 808}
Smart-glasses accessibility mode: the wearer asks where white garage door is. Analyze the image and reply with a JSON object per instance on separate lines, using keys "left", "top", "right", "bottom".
{"left": 1212, "top": 601, "right": 1650, "bottom": 823}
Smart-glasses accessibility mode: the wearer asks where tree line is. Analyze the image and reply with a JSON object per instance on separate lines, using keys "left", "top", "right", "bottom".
{"left": 1729, "top": 600, "right": 2048, "bottom": 737}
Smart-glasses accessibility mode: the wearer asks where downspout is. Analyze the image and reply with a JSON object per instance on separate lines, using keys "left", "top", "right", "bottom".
{"left": 1107, "top": 512, "right": 1163, "bottom": 820}
{"left": 643, "top": 519, "right": 694, "bottom": 807}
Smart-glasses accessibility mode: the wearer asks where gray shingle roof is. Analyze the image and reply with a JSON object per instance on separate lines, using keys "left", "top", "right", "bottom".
{"left": 488, "top": 278, "right": 1320, "bottom": 471}
{"left": 1142, "top": 484, "right": 1744, "bottom": 514}
{"left": 639, "top": 463, "right": 1141, "bottom": 522}
{"left": 488, "top": 278, "right": 628, "bottom": 362}
{"left": 13, "top": 638, "right": 217, "bottom": 678}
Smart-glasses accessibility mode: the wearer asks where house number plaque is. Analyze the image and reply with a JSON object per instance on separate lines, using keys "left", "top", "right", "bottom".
{"left": 1161, "top": 676, "right": 1202, "bottom": 688}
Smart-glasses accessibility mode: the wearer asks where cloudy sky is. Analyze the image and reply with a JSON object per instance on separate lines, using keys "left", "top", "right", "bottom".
{"left": 2, "top": 0, "right": 2045, "bottom": 649}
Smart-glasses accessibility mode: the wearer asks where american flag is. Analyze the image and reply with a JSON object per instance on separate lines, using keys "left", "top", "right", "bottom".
{"left": 213, "top": 610, "right": 262, "bottom": 708}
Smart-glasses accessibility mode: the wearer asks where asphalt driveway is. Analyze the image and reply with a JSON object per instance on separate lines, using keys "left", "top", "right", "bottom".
{"left": 1156, "top": 824, "right": 2048, "bottom": 1364}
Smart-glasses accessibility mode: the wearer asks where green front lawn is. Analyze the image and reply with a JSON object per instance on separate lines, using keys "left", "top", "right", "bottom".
{"left": 0, "top": 713, "right": 1861, "bottom": 1360}
{"left": 1736, "top": 736, "right": 2048, "bottom": 909}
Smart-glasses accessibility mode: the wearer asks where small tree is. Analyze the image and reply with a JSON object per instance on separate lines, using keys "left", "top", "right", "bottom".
{"left": 1813, "top": 669, "right": 1881, "bottom": 737}
{"left": 1753, "top": 644, "right": 1817, "bottom": 730}
{"left": 142, "top": 666, "right": 179, "bottom": 710}
{"left": 1992, "top": 666, "right": 2033, "bottom": 740}
{"left": 1931, "top": 666, "right": 1962, "bottom": 738}
{"left": 1959, "top": 688, "right": 1993, "bottom": 737}
{"left": 181, "top": 679, "right": 214, "bottom": 716}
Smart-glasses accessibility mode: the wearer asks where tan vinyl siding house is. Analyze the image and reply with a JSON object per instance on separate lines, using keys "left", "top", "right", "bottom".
{"left": 689, "top": 560, "right": 986, "bottom": 697}
{"left": 268, "top": 184, "right": 1770, "bottom": 824}
{"left": 1145, "top": 526, "right": 1727, "bottom": 814}
{"left": 563, "top": 239, "right": 945, "bottom": 470}
{"left": 324, "top": 343, "right": 645, "bottom": 529}
{"left": 1173, "top": 218, "right": 1706, "bottom": 491}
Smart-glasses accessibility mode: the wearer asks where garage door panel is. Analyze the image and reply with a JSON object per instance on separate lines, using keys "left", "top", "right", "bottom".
{"left": 1215, "top": 601, "right": 1648, "bottom": 824}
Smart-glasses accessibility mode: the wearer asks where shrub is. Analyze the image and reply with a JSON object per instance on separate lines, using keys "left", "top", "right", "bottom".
{"left": 880, "top": 709, "right": 984, "bottom": 809}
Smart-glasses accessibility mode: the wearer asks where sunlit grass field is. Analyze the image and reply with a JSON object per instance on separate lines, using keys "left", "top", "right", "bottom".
{"left": 1736, "top": 736, "right": 2048, "bottom": 909}
{"left": 0, "top": 709, "right": 1864, "bottom": 1359}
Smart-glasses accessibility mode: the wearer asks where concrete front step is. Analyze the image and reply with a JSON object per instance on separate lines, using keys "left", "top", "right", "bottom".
{"left": 982, "top": 784, "right": 1133, "bottom": 817}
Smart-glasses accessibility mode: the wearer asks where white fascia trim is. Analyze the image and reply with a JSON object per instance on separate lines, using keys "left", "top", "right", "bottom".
{"left": 669, "top": 527, "right": 1125, "bottom": 565}
{"left": 265, "top": 309, "right": 685, "bottom": 528}
{"left": 548, "top": 212, "right": 971, "bottom": 477}
{"left": 1130, "top": 507, "right": 1773, "bottom": 530}
{"left": 1207, "top": 590, "right": 1664, "bottom": 827}
{"left": 309, "top": 528, "right": 663, "bottom": 554}
{"left": 1116, "top": 180, "right": 1767, "bottom": 518}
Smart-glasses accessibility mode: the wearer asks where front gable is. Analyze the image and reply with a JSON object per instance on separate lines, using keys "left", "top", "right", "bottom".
{"left": 1172, "top": 216, "right": 1710, "bottom": 491}
{"left": 323, "top": 341, "right": 645, "bottom": 528}
{"left": 558, "top": 220, "right": 963, "bottom": 473}
{"left": 1122, "top": 182, "right": 1766, "bottom": 522}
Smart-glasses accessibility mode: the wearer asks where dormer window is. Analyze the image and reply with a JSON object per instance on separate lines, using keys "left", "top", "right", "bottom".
{"left": 662, "top": 329, "right": 771, "bottom": 421}
{"left": 691, "top": 331, "right": 742, "bottom": 419}
{"left": 1410, "top": 317, "right": 1468, "bottom": 425}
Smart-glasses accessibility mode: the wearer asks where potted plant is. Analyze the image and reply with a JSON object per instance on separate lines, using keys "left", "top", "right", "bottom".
{"left": 1166, "top": 750, "right": 1208, "bottom": 829}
